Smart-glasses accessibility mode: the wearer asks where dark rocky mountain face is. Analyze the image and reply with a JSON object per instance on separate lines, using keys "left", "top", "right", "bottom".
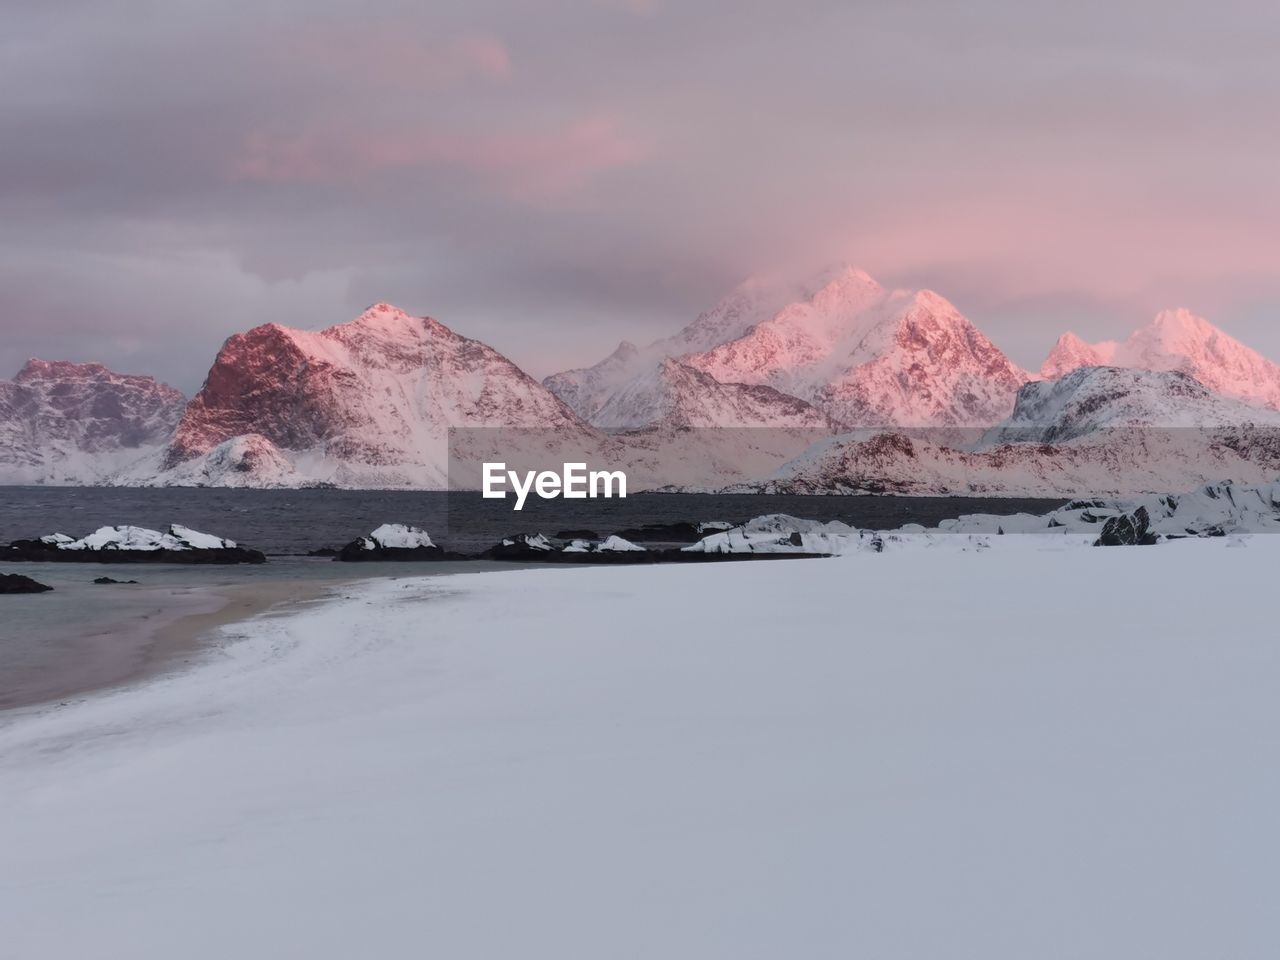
{"left": 0, "top": 359, "right": 186, "bottom": 484}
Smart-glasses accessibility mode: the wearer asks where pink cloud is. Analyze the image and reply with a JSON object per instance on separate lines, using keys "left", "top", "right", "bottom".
{"left": 230, "top": 117, "right": 647, "bottom": 200}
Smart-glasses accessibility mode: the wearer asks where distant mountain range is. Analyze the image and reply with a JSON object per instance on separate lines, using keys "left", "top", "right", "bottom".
{"left": 4, "top": 267, "right": 1280, "bottom": 496}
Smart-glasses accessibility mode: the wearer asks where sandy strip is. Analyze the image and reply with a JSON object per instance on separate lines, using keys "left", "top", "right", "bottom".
{"left": 139, "top": 578, "right": 346, "bottom": 684}
{"left": 1, "top": 578, "right": 347, "bottom": 715}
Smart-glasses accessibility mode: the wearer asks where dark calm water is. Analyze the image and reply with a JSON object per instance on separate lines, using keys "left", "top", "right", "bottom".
{"left": 0, "top": 486, "right": 1069, "bottom": 554}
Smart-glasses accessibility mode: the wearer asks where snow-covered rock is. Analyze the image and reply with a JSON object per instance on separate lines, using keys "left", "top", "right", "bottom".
{"left": 336, "top": 523, "right": 445, "bottom": 561}
{"left": 1040, "top": 309, "right": 1280, "bottom": 411}
{"left": 0, "top": 359, "right": 186, "bottom": 485}
{"left": 504, "top": 533, "right": 553, "bottom": 551}
{"left": 597, "top": 535, "right": 645, "bottom": 552}
{"left": 684, "top": 514, "right": 866, "bottom": 555}
{"left": 46, "top": 525, "right": 238, "bottom": 552}
{"left": 560, "top": 535, "right": 645, "bottom": 553}
{"left": 686, "top": 268, "right": 1030, "bottom": 429}
{"left": 5, "top": 524, "right": 264, "bottom": 563}
{"left": 942, "top": 481, "right": 1280, "bottom": 542}
{"left": 695, "top": 481, "right": 1280, "bottom": 555}
{"left": 484, "top": 532, "right": 652, "bottom": 561}
{"left": 363, "top": 524, "right": 435, "bottom": 550}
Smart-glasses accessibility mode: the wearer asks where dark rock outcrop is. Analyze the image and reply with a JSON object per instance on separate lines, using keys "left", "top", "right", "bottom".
{"left": 1, "top": 573, "right": 54, "bottom": 593}
{"left": 1095, "top": 506, "right": 1159, "bottom": 546}
{"left": 3, "top": 539, "right": 266, "bottom": 564}
{"left": 335, "top": 524, "right": 466, "bottom": 562}
{"left": 4, "top": 525, "right": 264, "bottom": 564}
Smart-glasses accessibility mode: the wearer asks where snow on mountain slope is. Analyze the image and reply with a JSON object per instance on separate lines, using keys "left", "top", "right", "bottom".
{"left": 985, "top": 366, "right": 1280, "bottom": 445}
{"left": 594, "top": 359, "right": 840, "bottom": 431}
{"left": 725, "top": 367, "right": 1280, "bottom": 498}
{"left": 543, "top": 268, "right": 847, "bottom": 427}
{"left": 1039, "top": 331, "right": 1111, "bottom": 378}
{"left": 138, "top": 303, "right": 607, "bottom": 489}
{"left": 686, "top": 268, "right": 1029, "bottom": 428}
{"left": 0, "top": 359, "right": 187, "bottom": 485}
{"left": 1040, "top": 309, "right": 1280, "bottom": 410}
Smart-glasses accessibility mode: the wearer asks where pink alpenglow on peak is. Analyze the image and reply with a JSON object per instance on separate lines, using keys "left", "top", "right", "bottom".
{"left": 155, "top": 303, "right": 601, "bottom": 489}
{"left": 686, "top": 271, "right": 1029, "bottom": 428}
{"left": 543, "top": 265, "right": 867, "bottom": 427}
{"left": 1039, "top": 331, "right": 1113, "bottom": 379}
{"left": 1039, "top": 309, "right": 1280, "bottom": 411}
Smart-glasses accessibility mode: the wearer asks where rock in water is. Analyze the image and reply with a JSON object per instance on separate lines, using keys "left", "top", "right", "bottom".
{"left": 484, "top": 533, "right": 557, "bottom": 560}
{"left": 3, "top": 525, "right": 266, "bottom": 564}
{"left": 0, "top": 574, "right": 54, "bottom": 594}
{"left": 337, "top": 524, "right": 455, "bottom": 561}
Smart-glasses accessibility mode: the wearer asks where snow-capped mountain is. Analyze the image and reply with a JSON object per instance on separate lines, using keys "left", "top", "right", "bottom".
{"left": 985, "top": 366, "right": 1280, "bottom": 445}
{"left": 596, "top": 360, "right": 840, "bottom": 490}
{"left": 725, "top": 366, "right": 1280, "bottom": 498}
{"left": 142, "top": 303, "right": 606, "bottom": 488}
{"left": 1040, "top": 309, "right": 1280, "bottom": 410}
{"left": 595, "top": 359, "right": 840, "bottom": 431}
{"left": 0, "top": 359, "right": 186, "bottom": 484}
{"left": 686, "top": 268, "right": 1030, "bottom": 428}
{"left": 543, "top": 268, "right": 847, "bottom": 427}
{"left": 12, "top": 276, "right": 1280, "bottom": 496}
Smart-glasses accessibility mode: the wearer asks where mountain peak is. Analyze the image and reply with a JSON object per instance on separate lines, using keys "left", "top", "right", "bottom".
{"left": 809, "top": 265, "right": 884, "bottom": 313}
{"left": 348, "top": 302, "right": 425, "bottom": 330}
{"left": 687, "top": 275, "right": 1026, "bottom": 427}
{"left": 1150, "top": 307, "right": 1209, "bottom": 331}
{"left": 906, "top": 288, "right": 956, "bottom": 314}
{"left": 17, "top": 358, "right": 109, "bottom": 381}
{"left": 1038, "top": 309, "right": 1280, "bottom": 410}
{"left": 163, "top": 304, "right": 592, "bottom": 483}
{"left": 1040, "top": 330, "right": 1113, "bottom": 379}
{"left": 609, "top": 340, "right": 640, "bottom": 362}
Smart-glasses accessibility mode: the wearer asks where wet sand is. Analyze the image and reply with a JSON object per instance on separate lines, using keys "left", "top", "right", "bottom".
{"left": 0, "top": 560, "right": 537, "bottom": 716}
{"left": 0, "top": 577, "right": 345, "bottom": 715}
{"left": 139, "top": 578, "right": 344, "bottom": 684}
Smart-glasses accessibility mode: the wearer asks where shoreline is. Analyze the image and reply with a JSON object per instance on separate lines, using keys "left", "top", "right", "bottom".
{"left": 0, "top": 577, "right": 347, "bottom": 716}
{"left": 0, "top": 560, "right": 547, "bottom": 717}
{"left": 5, "top": 538, "right": 1276, "bottom": 956}
{"left": 137, "top": 577, "right": 346, "bottom": 688}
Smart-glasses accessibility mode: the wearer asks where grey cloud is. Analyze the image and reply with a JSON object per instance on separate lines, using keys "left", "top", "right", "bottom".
{"left": 3, "top": 0, "right": 1279, "bottom": 391}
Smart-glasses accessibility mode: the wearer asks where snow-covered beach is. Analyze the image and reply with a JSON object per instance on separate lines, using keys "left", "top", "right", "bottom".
{"left": 4, "top": 536, "right": 1279, "bottom": 958}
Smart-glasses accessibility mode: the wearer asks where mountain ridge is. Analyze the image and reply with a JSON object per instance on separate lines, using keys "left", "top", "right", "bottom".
{"left": 7, "top": 276, "right": 1280, "bottom": 492}
{"left": 1040, "top": 308, "right": 1280, "bottom": 410}
{"left": 0, "top": 359, "right": 186, "bottom": 484}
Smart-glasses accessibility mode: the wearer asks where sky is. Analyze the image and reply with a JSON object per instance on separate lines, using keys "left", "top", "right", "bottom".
{"left": 3, "top": 0, "right": 1279, "bottom": 393}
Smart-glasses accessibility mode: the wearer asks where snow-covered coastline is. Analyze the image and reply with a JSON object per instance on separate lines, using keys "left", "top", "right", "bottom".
{"left": 4, "top": 539, "right": 1280, "bottom": 957}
